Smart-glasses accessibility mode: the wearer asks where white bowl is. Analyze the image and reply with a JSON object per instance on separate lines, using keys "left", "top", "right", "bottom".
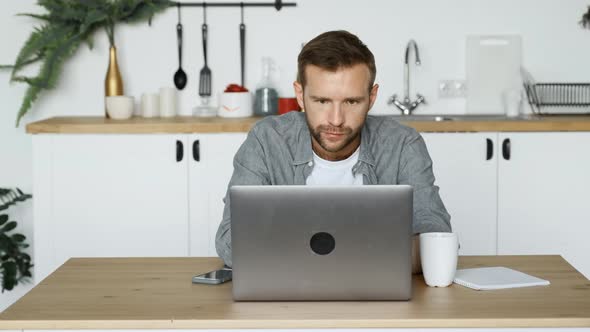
{"left": 218, "top": 91, "right": 253, "bottom": 118}
{"left": 106, "top": 96, "right": 134, "bottom": 120}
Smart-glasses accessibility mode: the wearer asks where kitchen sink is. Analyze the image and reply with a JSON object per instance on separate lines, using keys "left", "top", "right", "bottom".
{"left": 388, "top": 115, "right": 455, "bottom": 122}
{"left": 382, "top": 114, "right": 539, "bottom": 122}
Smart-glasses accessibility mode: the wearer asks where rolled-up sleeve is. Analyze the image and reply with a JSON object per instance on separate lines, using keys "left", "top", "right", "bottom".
{"left": 215, "top": 128, "right": 271, "bottom": 267}
{"left": 398, "top": 134, "right": 452, "bottom": 234}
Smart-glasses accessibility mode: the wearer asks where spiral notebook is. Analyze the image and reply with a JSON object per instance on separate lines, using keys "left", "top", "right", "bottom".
{"left": 453, "top": 266, "right": 550, "bottom": 291}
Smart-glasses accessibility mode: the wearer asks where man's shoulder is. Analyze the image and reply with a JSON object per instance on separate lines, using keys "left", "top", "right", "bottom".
{"left": 250, "top": 111, "right": 306, "bottom": 138}
{"left": 365, "top": 115, "right": 421, "bottom": 142}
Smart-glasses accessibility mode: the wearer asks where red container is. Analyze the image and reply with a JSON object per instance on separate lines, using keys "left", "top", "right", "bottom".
{"left": 278, "top": 98, "right": 301, "bottom": 115}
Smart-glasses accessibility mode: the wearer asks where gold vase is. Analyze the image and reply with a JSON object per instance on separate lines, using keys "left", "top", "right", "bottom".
{"left": 105, "top": 46, "right": 124, "bottom": 118}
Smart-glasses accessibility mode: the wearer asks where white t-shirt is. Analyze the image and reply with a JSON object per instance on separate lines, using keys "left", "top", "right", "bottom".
{"left": 305, "top": 148, "right": 364, "bottom": 186}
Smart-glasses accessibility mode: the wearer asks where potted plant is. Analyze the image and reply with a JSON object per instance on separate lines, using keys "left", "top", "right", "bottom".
{"left": 0, "top": 188, "right": 33, "bottom": 292}
{"left": 1, "top": 0, "right": 172, "bottom": 126}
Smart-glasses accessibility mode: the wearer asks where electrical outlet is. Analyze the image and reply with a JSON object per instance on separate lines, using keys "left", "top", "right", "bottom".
{"left": 438, "top": 80, "right": 467, "bottom": 98}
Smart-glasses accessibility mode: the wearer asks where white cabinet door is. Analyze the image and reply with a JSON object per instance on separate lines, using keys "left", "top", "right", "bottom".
{"left": 498, "top": 132, "right": 590, "bottom": 278}
{"left": 37, "top": 134, "right": 189, "bottom": 280}
{"left": 188, "top": 133, "right": 247, "bottom": 257}
{"left": 422, "top": 133, "right": 498, "bottom": 255}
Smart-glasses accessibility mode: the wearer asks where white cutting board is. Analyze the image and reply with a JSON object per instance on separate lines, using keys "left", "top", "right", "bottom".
{"left": 466, "top": 35, "right": 522, "bottom": 115}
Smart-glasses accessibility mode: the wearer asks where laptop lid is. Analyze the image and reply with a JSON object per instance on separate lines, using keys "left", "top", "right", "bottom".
{"left": 230, "top": 185, "right": 413, "bottom": 301}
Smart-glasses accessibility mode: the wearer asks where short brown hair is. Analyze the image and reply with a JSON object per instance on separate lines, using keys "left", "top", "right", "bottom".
{"left": 297, "top": 30, "right": 376, "bottom": 91}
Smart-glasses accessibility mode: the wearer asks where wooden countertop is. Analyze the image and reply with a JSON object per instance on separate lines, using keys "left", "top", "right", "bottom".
{"left": 25, "top": 115, "right": 590, "bottom": 134}
{"left": 1, "top": 255, "right": 589, "bottom": 329}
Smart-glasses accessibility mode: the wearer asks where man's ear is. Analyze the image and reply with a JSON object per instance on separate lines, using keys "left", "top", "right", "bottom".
{"left": 293, "top": 81, "right": 304, "bottom": 110}
{"left": 368, "top": 84, "right": 379, "bottom": 110}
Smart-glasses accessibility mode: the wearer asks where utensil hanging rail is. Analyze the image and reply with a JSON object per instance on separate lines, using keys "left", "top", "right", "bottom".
{"left": 173, "top": 1, "right": 296, "bottom": 10}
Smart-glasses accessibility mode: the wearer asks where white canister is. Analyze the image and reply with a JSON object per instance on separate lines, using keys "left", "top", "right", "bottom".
{"left": 141, "top": 93, "right": 160, "bottom": 118}
{"left": 218, "top": 91, "right": 253, "bottom": 118}
{"left": 159, "top": 87, "right": 177, "bottom": 118}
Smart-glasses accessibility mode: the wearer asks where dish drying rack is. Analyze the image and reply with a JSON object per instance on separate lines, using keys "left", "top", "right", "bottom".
{"left": 522, "top": 69, "right": 590, "bottom": 115}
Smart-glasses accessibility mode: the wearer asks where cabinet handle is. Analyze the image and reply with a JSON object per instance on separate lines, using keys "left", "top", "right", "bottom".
{"left": 193, "top": 140, "right": 200, "bottom": 162}
{"left": 176, "top": 140, "right": 184, "bottom": 162}
{"left": 502, "top": 138, "right": 511, "bottom": 160}
{"left": 486, "top": 138, "right": 493, "bottom": 160}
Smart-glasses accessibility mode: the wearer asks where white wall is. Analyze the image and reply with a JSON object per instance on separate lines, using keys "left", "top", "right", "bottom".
{"left": 1, "top": 0, "right": 589, "bottom": 308}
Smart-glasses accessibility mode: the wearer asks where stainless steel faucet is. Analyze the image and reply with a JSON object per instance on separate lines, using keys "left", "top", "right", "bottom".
{"left": 388, "top": 39, "right": 426, "bottom": 115}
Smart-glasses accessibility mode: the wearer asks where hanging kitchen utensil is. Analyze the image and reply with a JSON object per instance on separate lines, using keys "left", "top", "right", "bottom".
{"left": 199, "top": 3, "right": 212, "bottom": 97}
{"left": 173, "top": 3, "right": 187, "bottom": 90}
{"left": 240, "top": 3, "right": 246, "bottom": 87}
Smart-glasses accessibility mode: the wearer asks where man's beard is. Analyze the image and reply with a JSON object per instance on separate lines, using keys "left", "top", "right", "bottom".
{"left": 309, "top": 123, "right": 361, "bottom": 154}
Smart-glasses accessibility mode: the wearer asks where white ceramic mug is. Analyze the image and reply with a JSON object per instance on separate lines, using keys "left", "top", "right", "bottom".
{"left": 141, "top": 93, "right": 160, "bottom": 118}
{"left": 420, "top": 232, "right": 459, "bottom": 287}
{"left": 105, "top": 96, "right": 134, "bottom": 120}
{"left": 218, "top": 91, "right": 253, "bottom": 118}
{"left": 159, "top": 87, "right": 177, "bottom": 117}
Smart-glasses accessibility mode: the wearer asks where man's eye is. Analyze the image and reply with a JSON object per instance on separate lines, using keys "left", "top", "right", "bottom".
{"left": 317, "top": 100, "right": 328, "bottom": 104}
{"left": 347, "top": 100, "right": 359, "bottom": 105}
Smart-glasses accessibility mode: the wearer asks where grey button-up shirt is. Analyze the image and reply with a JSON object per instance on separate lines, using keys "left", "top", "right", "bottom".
{"left": 215, "top": 111, "right": 452, "bottom": 267}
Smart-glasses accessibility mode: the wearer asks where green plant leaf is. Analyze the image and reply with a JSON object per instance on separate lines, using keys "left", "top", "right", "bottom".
{"left": 79, "top": 9, "right": 108, "bottom": 35}
{"left": 16, "top": 254, "right": 33, "bottom": 277}
{"left": 0, "top": 215, "right": 7, "bottom": 226}
{"left": 16, "top": 13, "right": 52, "bottom": 21}
{"left": 2, "top": 261, "right": 17, "bottom": 292}
{"left": 0, "top": 221, "right": 17, "bottom": 233}
{"left": 15, "top": 32, "right": 83, "bottom": 126}
{"left": 12, "top": 76, "right": 42, "bottom": 86}
{"left": 10, "top": 24, "right": 73, "bottom": 79}
{"left": 0, "top": 235, "right": 11, "bottom": 251}
{"left": 11, "top": 234, "right": 26, "bottom": 243}
{"left": 38, "top": 0, "right": 87, "bottom": 24}
{"left": 118, "top": 0, "right": 172, "bottom": 25}
{"left": 15, "top": 84, "right": 42, "bottom": 127}
{"left": 7, "top": 53, "right": 45, "bottom": 70}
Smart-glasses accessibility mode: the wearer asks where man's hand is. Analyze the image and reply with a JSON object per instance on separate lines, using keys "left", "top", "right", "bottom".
{"left": 411, "top": 234, "right": 422, "bottom": 274}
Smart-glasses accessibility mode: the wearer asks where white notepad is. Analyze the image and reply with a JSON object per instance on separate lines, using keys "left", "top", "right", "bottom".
{"left": 453, "top": 266, "right": 550, "bottom": 290}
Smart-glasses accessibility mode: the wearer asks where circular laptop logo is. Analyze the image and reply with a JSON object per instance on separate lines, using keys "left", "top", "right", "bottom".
{"left": 310, "top": 232, "right": 335, "bottom": 255}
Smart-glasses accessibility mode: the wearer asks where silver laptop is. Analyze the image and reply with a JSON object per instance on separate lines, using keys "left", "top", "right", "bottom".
{"left": 230, "top": 185, "right": 413, "bottom": 301}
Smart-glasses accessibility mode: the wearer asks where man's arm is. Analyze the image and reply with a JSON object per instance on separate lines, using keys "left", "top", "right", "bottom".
{"left": 399, "top": 133, "right": 452, "bottom": 234}
{"left": 215, "top": 129, "right": 271, "bottom": 267}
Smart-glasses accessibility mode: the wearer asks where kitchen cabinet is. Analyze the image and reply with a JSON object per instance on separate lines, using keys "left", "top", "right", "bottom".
{"left": 497, "top": 132, "right": 590, "bottom": 278}
{"left": 32, "top": 133, "right": 246, "bottom": 282}
{"left": 31, "top": 130, "right": 590, "bottom": 283}
{"left": 188, "top": 133, "right": 247, "bottom": 257}
{"left": 422, "top": 131, "right": 590, "bottom": 278}
{"left": 422, "top": 133, "right": 498, "bottom": 256}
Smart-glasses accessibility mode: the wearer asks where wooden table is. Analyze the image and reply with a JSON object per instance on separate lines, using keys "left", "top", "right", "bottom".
{"left": 1, "top": 256, "right": 589, "bottom": 331}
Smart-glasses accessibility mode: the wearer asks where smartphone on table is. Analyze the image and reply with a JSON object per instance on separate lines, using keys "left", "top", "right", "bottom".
{"left": 192, "top": 267, "right": 232, "bottom": 284}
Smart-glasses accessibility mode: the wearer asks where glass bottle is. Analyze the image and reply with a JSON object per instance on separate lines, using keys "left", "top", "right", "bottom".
{"left": 254, "top": 57, "right": 279, "bottom": 116}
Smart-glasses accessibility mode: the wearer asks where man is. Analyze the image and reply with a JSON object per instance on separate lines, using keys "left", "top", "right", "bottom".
{"left": 216, "top": 30, "right": 452, "bottom": 272}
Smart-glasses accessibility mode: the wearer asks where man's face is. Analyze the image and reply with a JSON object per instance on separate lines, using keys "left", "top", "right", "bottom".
{"left": 294, "top": 64, "right": 379, "bottom": 161}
